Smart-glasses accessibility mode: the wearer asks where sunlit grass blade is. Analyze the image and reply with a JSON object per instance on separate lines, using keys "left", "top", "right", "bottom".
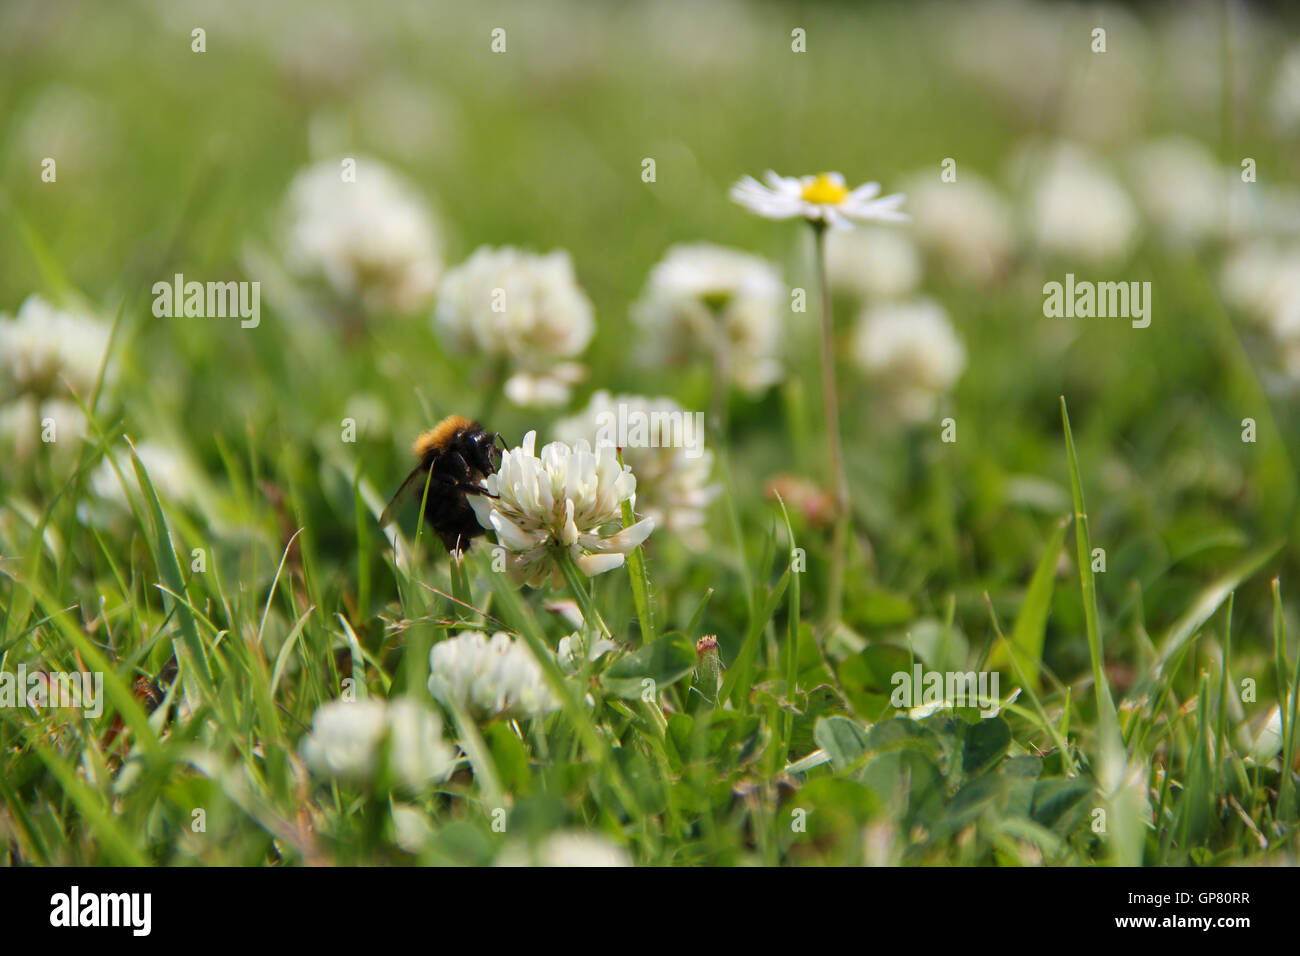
{"left": 1059, "top": 397, "right": 1118, "bottom": 731}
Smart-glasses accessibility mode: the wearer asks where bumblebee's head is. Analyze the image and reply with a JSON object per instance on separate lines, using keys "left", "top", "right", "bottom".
{"left": 466, "top": 428, "right": 501, "bottom": 476}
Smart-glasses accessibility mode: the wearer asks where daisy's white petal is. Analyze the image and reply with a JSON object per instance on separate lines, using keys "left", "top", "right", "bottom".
{"left": 732, "top": 169, "right": 907, "bottom": 229}
{"left": 825, "top": 207, "right": 853, "bottom": 230}
{"left": 845, "top": 193, "right": 910, "bottom": 224}
{"left": 764, "top": 170, "right": 802, "bottom": 193}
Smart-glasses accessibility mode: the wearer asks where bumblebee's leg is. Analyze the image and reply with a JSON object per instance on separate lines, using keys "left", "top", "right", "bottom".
{"left": 455, "top": 482, "right": 498, "bottom": 499}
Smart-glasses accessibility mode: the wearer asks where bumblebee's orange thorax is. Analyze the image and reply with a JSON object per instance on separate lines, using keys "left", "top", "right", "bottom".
{"left": 414, "top": 415, "right": 476, "bottom": 459}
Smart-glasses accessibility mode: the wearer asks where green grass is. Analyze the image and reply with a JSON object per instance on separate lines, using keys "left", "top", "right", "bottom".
{"left": 1, "top": 0, "right": 1299, "bottom": 866}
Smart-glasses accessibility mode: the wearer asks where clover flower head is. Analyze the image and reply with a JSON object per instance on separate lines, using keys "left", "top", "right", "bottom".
{"left": 0, "top": 396, "right": 86, "bottom": 467}
{"left": 903, "top": 171, "right": 1016, "bottom": 286}
{"left": 470, "top": 431, "right": 655, "bottom": 588}
{"left": 282, "top": 156, "right": 442, "bottom": 314}
{"left": 730, "top": 170, "right": 907, "bottom": 229}
{"left": 0, "top": 295, "right": 113, "bottom": 397}
{"left": 852, "top": 299, "right": 967, "bottom": 424}
{"left": 496, "top": 830, "right": 631, "bottom": 867}
{"left": 1126, "top": 137, "right": 1229, "bottom": 248}
{"left": 434, "top": 246, "right": 594, "bottom": 407}
{"left": 300, "top": 696, "right": 455, "bottom": 790}
{"left": 553, "top": 390, "right": 717, "bottom": 545}
{"left": 429, "top": 630, "right": 560, "bottom": 720}
{"left": 556, "top": 631, "right": 616, "bottom": 675}
{"left": 632, "top": 243, "right": 784, "bottom": 392}
{"left": 90, "top": 440, "right": 198, "bottom": 509}
{"left": 824, "top": 226, "right": 923, "bottom": 300}
{"left": 1022, "top": 143, "right": 1138, "bottom": 263}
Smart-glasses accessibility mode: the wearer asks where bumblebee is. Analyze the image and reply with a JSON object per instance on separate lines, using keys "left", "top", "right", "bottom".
{"left": 380, "top": 415, "right": 502, "bottom": 552}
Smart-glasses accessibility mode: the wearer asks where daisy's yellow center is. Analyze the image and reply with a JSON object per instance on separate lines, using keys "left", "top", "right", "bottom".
{"left": 800, "top": 173, "right": 849, "bottom": 205}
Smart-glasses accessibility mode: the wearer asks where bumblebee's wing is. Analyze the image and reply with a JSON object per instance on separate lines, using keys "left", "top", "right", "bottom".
{"left": 379, "top": 463, "right": 433, "bottom": 528}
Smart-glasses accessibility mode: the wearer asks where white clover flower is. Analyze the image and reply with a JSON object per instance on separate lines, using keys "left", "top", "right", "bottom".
{"left": 470, "top": 430, "right": 654, "bottom": 588}
{"left": 824, "top": 226, "right": 922, "bottom": 300}
{"left": 944, "top": 0, "right": 1068, "bottom": 119}
{"left": 1126, "top": 137, "right": 1229, "bottom": 248}
{"left": 554, "top": 390, "right": 717, "bottom": 545}
{"left": 282, "top": 156, "right": 442, "bottom": 315}
{"left": 0, "top": 396, "right": 86, "bottom": 466}
{"left": 0, "top": 295, "right": 112, "bottom": 397}
{"left": 90, "top": 440, "right": 198, "bottom": 509}
{"left": 730, "top": 171, "right": 907, "bottom": 229}
{"left": 852, "top": 299, "right": 966, "bottom": 425}
{"left": 1021, "top": 143, "right": 1139, "bottom": 263}
{"left": 1219, "top": 241, "right": 1300, "bottom": 378}
{"left": 1248, "top": 705, "right": 1284, "bottom": 763}
{"left": 429, "top": 630, "right": 560, "bottom": 720}
{"left": 631, "top": 243, "right": 784, "bottom": 393}
{"left": 14, "top": 86, "right": 119, "bottom": 175}
{"left": 1270, "top": 43, "right": 1300, "bottom": 135}
{"left": 496, "top": 830, "right": 631, "bottom": 867}
{"left": 1220, "top": 242, "right": 1300, "bottom": 334}
{"left": 556, "top": 631, "right": 616, "bottom": 675}
{"left": 300, "top": 696, "right": 455, "bottom": 790}
{"left": 434, "top": 246, "right": 594, "bottom": 407}
{"left": 903, "top": 172, "right": 1017, "bottom": 286}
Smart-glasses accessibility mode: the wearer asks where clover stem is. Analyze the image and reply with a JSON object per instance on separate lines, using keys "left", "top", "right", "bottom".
{"left": 555, "top": 546, "right": 614, "bottom": 641}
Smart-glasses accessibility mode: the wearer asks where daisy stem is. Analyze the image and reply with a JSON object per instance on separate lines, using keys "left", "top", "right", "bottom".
{"left": 813, "top": 222, "right": 850, "bottom": 629}
{"left": 709, "top": 306, "right": 731, "bottom": 435}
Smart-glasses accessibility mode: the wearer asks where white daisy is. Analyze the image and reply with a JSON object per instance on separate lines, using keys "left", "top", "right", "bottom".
{"left": 470, "top": 430, "right": 655, "bottom": 588}
{"left": 429, "top": 630, "right": 560, "bottom": 720}
{"left": 553, "top": 390, "right": 717, "bottom": 545}
{"left": 434, "top": 246, "right": 594, "bottom": 407}
{"left": 281, "top": 156, "right": 442, "bottom": 315}
{"left": 852, "top": 299, "right": 967, "bottom": 424}
{"left": 300, "top": 696, "right": 456, "bottom": 790}
{"left": 730, "top": 171, "right": 907, "bottom": 229}
{"left": 631, "top": 243, "right": 784, "bottom": 393}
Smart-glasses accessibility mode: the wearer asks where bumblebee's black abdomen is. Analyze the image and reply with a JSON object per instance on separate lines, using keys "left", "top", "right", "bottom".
{"left": 421, "top": 472, "right": 489, "bottom": 552}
